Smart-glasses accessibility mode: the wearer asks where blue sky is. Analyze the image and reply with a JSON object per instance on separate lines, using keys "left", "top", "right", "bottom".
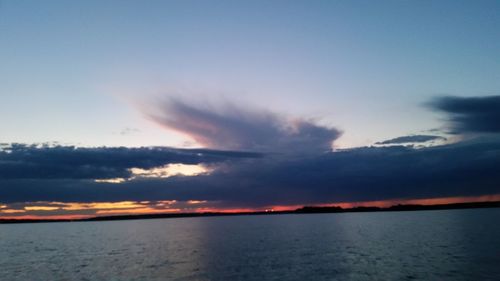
{"left": 1, "top": 0, "right": 499, "bottom": 148}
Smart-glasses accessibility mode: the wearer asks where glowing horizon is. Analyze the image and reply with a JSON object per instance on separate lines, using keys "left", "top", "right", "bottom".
{"left": 2, "top": 194, "right": 499, "bottom": 220}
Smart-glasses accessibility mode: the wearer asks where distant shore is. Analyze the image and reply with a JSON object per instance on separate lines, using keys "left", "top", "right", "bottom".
{"left": 1, "top": 201, "right": 499, "bottom": 224}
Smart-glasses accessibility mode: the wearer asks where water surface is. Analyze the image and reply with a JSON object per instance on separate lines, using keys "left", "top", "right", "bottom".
{"left": 1, "top": 208, "right": 499, "bottom": 280}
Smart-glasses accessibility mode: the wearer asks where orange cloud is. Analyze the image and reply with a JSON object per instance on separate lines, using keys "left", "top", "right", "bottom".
{"left": 187, "top": 200, "right": 207, "bottom": 204}
{"left": 130, "top": 163, "right": 210, "bottom": 178}
{"left": 24, "top": 206, "right": 60, "bottom": 211}
{"left": 61, "top": 201, "right": 146, "bottom": 211}
{"left": 94, "top": 178, "right": 127, "bottom": 184}
{"left": 0, "top": 209, "right": 26, "bottom": 214}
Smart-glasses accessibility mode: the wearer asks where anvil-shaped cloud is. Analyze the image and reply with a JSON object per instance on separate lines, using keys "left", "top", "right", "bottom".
{"left": 143, "top": 99, "right": 341, "bottom": 154}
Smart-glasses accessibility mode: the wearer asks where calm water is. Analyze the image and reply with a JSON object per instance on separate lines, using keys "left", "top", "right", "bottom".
{"left": 1, "top": 208, "right": 499, "bottom": 281}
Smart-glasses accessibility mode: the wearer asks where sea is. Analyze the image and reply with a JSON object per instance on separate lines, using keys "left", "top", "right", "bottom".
{"left": 1, "top": 208, "right": 499, "bottom": 281}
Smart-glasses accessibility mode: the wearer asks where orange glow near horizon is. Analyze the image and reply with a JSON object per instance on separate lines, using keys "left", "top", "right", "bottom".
{"left": 0, "top": 214, "right": 93, "bottom": 220}
{"left": 96, "top": 207, "right": 181, "bottom": 215}
{"left": 193, "top": 207, "right": 258, "bottom": 213}
{"left": 267, "top": 205, "right": 305, "bottom": 211}
{"left": 327, "top": 194, "right": 500, "bottom": 209}
{"left": 1, "top": 194, "right": 500, "bottom": 220}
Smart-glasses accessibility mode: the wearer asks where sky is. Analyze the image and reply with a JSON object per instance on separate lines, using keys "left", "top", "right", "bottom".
{"left": 1, "top": 0, "right": 499, "bottom": 219}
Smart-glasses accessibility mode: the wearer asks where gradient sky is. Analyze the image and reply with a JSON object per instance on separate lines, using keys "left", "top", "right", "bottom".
{"left": 2, "top": 0, "right": 499, "bottom": 148}
{"left": 1, "top": 0, "right": 500, "bottom": 218}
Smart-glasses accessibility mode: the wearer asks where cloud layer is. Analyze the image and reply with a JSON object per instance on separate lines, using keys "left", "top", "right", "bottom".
{"left": 0, "top": 144, "right": 261, "bottom": 180}
{"left": 1, "top": 139, "right": 499, "bottom": 208}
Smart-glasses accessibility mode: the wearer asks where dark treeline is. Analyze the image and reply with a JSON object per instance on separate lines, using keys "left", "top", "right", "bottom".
{"left": 294, "top": 201, "right": 500, "bottom": 213}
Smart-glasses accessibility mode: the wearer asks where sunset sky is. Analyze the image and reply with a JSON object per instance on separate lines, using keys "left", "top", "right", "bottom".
{"left": 1, "top": 0, "right": 499, "bottom": 219}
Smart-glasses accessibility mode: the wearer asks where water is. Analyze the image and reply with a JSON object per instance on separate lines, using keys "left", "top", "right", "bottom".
{"left": 1, "top": 208, "right": 499, "bottom": 281}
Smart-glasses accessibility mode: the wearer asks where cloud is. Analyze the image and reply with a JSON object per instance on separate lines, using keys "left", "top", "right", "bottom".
{"left": 0, "top": 143, "right": 261, "bottom": 180}
{"left": 118, "top": 127, "right": 140, "bottom": 136}
{"left": 1, "top": 139, "right": 499, "bottom": 208}
{"left": 375, "top": 135, "right": 446, "bottom": 145}
{"left": 0, "top": 200, "right": 216, "bottom": 218}
{"left": 428, "top": 95, "right": 500, "bottom": 134}
{"left": 143, "top": 99, "right": 341, "bottom": 153}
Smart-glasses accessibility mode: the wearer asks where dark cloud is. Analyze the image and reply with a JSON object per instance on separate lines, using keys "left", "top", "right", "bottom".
{"left": 1, "top": 139, "right": 499, "bottom": 207}
{"left": 0, "top": 143, "right": 261, "bottom": 180}
{"left": 428, "top": 95, "right": 500, "bottom": 134}
{"left": 143, "top": 99, "right": 341, "bottom": 153}
{"left": 376, "top": 135, "right": 446, "bottom": 145}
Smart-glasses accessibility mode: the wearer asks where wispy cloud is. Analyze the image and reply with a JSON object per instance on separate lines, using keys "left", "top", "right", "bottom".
{"left": 117, "top": 127, "right": 140, "bottom": 136}
{"left": 375, "top": 134, "right": 446, "bottom": 145}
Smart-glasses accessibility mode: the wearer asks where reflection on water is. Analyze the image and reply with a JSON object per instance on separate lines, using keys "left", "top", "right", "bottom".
{"left": 1, "top": 208, "right": 499, "bottom": 281}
